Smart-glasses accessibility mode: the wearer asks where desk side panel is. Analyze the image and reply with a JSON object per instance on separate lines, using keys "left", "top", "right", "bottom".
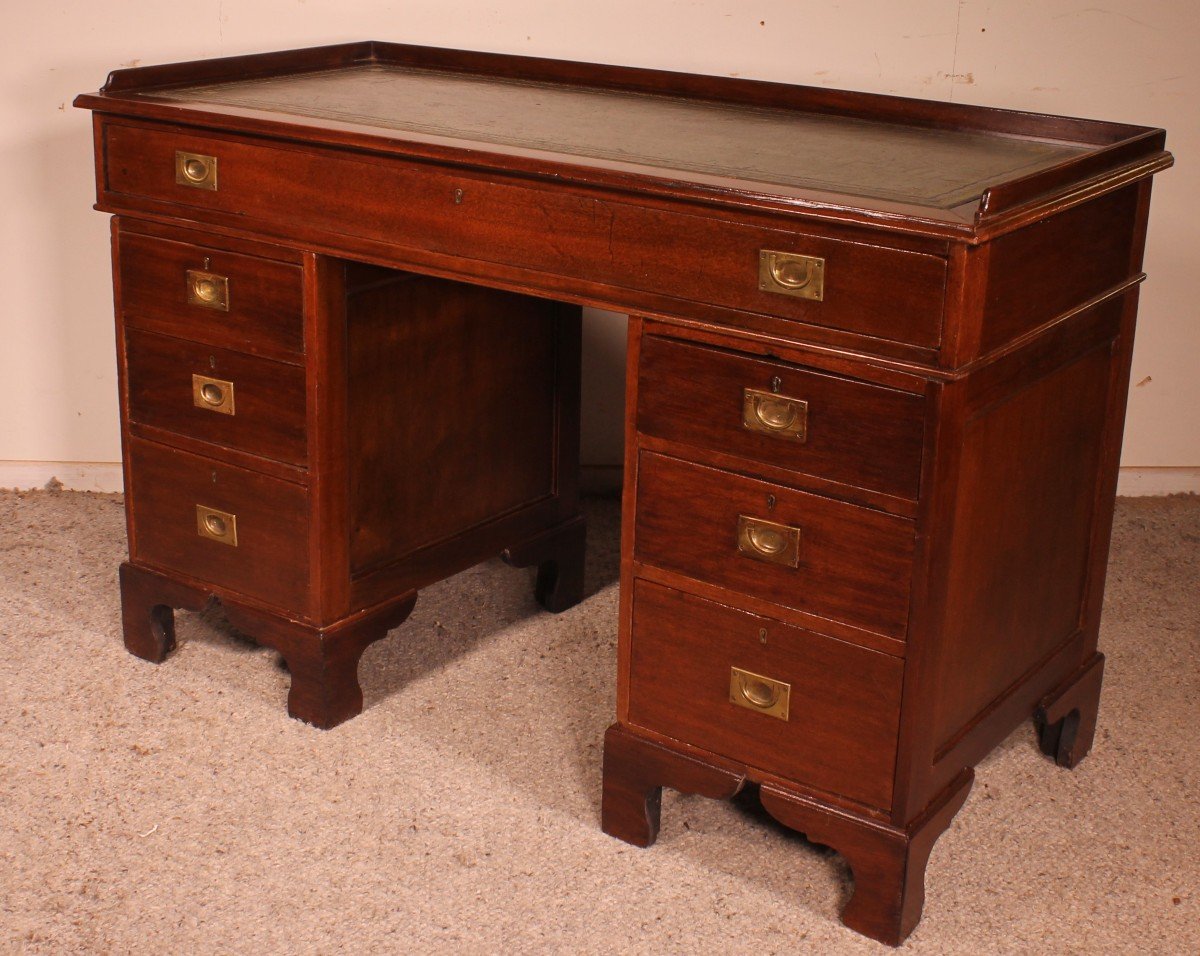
{"left": 970, "top": 184, "right": 1142, "bottom": 360}
{"left": 894, "top": 286, "right": 1138, "bottom": 821}
{"left": 929, "top": 325, "right": 1116, "bottom": 752}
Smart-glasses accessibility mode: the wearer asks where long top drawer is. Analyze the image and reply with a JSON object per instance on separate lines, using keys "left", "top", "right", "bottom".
{"left": 102, "top": 119, "right": 948, "bottom": 351}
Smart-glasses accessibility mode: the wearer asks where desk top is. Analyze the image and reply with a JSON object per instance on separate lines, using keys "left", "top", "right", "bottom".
{"left": 76, "top": 41, "right": 1170, "bottom": 238}
{"left": 147, "top": 63, "right": 1081, "bottom": 211}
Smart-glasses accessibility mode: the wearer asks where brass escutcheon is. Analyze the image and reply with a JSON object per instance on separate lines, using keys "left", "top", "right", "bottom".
{"left": 186, "top": 269, "right": 229, "bottom": 311}
{"left": 175, "top": 150, "right": 218, "bottom": 190}
{"left": 742, "top": 388, "right": 808, "bottom": 441}
{"left": 730, "top": 666, "right": 790, "bottom": 720}
{"left": 195, "top": 505, "right": 238, "bottom": 547}
{"left": 759, "top": 250, "right": 825, "bottom": 300}
{"left": 192, "top": 374, "right": 235, "bottom": 415}
{"left": 736, "top": 514, "right": 801, "bottom": 568}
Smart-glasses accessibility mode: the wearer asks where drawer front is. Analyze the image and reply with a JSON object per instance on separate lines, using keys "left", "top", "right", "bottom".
{"left": 638, "top": 335, "right": 926, "bottom": 500}
{"left": 635, "top": 452, "right": 915, "bottom": 640}
{"left": 627, "top": 580, "right": 903, "bottom": 809}
{"left": 126, "top": 438, "right": 310, "bottom": 612}
{"left": 125, "top": 329, "right": 308, "bottom": 467}
{"left": 118, "top": 230, "right": 304, "bottom": 360}
{"left": 104, "top": 121, "right": 946, "bottom": 349}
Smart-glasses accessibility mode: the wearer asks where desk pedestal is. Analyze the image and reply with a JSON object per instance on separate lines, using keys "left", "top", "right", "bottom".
{"left": 112, "top": 218, "right": 585, "bottom": 728}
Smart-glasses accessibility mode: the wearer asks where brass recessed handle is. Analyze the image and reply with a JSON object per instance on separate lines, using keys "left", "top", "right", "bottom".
{"left": 175, "top": 150, "right": 218, "bottom": 190}
{"left": 759, "top": 250, "right": 825, "bottom": 300}
{"left": 186, "top": 269, "right": 229, "bottom": 312}
{"left": 192, "top": 374, "right": 235, "bottom": 415}
{"left": 736, "top": 515, "right": 801, "bottom": 568}
{"left": 196, "top": 505, "right": 238, "bottom": 547}
{"left": 742, "top": 388, "right": 808, "bottom": 441}
{"left": 730, "top": 667, "right": 790, "bottom": 720}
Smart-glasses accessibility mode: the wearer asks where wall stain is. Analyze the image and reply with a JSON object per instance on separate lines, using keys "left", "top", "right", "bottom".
{"left": 1055, "top": 8, "right": 1156, "bottom": 31}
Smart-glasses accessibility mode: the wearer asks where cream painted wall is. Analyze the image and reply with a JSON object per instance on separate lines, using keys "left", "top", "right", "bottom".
{"left": 2, "top": 1, "right": 1196, "bottom": 486}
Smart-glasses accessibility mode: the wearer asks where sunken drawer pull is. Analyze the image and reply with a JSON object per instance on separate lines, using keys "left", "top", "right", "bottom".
{"left": 742, "top": 388, "right": 808, "bottom": 441}
{"left": 186, "top": 269, "right": 229, "bottom": 311}
{"left": 192, "top": 374, "right": 235, "bottom": 415}
{"left": 758, "top": 250, "right": 824, "bottom": 301}
{"left": 730, "top": 666, "right": 790, "bottom": 721}
{"left": 175, "top": 150, "right": 218, "bottom": 191}
{"left": 195, "top": 505, "right": 238, "bottom": 547}
{"left": 736, "top": 515, "right": 801, "bottom": 568}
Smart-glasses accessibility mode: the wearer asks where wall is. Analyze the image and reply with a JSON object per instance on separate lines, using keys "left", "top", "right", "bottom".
{"left": 2, "top": 1, "right": 1196, "bottom": 493}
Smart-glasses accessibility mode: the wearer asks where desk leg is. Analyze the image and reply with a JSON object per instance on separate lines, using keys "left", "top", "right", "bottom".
{"left": 1035, "top": 652, "right": 1105, "bottom": 768}
{"left": 759, "top": 771, "right": 972, "bottom": 947}
{"left": 120, "top": 561, "right": 207, "bottom": 662}
{"left": 601, "top": 723, "right": 973, "bottom": 947}
{"left": 600, "top": 723, "right": 745, "bottom": 846}
{"left": 118, "top": 562, "right": 415, "bottom": 729}
{"left": 502, "top": 514, "right": 587, "bottom": 613}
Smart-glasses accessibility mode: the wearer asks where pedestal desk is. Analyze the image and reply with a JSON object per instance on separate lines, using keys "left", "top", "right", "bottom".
{"left": 75, "top": 42, "right": 1171, "bottom": 945}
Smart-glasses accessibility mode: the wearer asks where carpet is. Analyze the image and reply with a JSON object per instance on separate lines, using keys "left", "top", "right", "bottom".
{"left": 1, "top": 490, "right": 1196, "bottom": 954}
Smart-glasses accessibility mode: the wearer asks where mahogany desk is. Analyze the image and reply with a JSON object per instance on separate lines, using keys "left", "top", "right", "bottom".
{"left": 75, "top": 42, "right": 1171, "bottom": 945}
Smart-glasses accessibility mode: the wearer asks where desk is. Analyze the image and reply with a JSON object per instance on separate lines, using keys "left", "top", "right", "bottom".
{"left": 75, "top": 42, "right": 1171, "bottom": 945}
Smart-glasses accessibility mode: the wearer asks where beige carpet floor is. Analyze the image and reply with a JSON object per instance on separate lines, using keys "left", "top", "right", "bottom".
{"left": 1, "top": 490, "right": 1197, "bottom": 954}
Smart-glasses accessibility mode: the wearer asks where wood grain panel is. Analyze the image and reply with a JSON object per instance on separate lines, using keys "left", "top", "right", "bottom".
{"left": 930, "top": 343, "right": 1114, "bottom": 751}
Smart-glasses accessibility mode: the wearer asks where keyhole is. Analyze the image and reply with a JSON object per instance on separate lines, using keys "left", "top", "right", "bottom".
{"left": 766, "top": 494, "right": 776, "bottom": 511}
{"left": 453, "top": 188, "right": 464, "bottom": 204}
{"left": 203, "top": 257, "right": 211, "bottom": 270}
{"left": 209, "top": 355, "right": 217, "bottom": 370}
{"left": 770, "top": 376, "right": 782, "bottom": 393}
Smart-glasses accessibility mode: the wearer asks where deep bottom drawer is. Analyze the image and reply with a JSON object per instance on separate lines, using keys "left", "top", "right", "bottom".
{"left": 626, "top": 579, "right": 903, "bottom": 810}
{"left": 126, "top": 437, "right": 310, "bottom": 612}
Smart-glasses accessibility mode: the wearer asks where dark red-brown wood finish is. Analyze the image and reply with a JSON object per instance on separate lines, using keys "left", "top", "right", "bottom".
{"left": 107, "top": 212, "right": 585, "bottom": 728}
{"left": 77, "top": 42, "right": 1170, "bottom": 945}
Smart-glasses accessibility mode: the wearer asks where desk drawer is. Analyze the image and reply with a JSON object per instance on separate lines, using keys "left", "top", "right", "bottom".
{"left": 125, "top": 329, "right": 308, "bottom": 467}
{"left": 103, "top": 120, "right": 946, "bottom": 349}
{"left": 638, "top": 335, "right": 926, "bottom": 500}
{"left": 627, "top": 579, "right": 903, "bottom": 809}
{"left": 126, "top": 437, "right": 309, "bottom": 612}
{"left": 634, "top": 452, "right": 915, "bottom": 641}
{"left": 118, "top": 230, "right": 304, "bottom": 360}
